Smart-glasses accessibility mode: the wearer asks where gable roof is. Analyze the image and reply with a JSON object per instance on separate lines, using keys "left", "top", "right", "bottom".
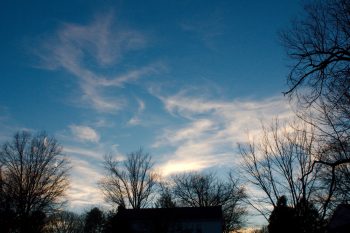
{"left": 116, "top": 206, "right": 223, "bottom": 222}
{"left": 328, "top": 204, "right": 350, "bottom": 232}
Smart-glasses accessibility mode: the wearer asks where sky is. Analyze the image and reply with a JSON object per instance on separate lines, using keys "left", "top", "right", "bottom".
{"left": 0, "top": 0, "right": 303, "bottom": 226}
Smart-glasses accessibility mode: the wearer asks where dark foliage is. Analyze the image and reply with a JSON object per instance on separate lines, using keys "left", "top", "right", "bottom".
{"left": 84, "top": 207, "right": 105, "bottom": 233}
{"left": 268, "top": 196, "right": 295, "bottom": 233}
{"left": 155, "top": 183, "right": 177, "bottom": 208}
{"left": 103, "top": 209, "right": 131, "bottom": 233}
{"left": 268, "top": 196, "right": 324, "bottom": 233}
{"left": 294, "top": 198, "right": 324, "bottom": 233}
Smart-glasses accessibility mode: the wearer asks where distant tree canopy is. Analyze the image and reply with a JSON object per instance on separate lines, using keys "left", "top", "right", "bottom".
{"left": 99, "top": 149, "right": 158, "bottom": 209}
{"left": 155, "top": 183, "right": 177, "bottom": 209}
{"left": 0, "top": 131, "right": 70, "bottom": 233}
{"left": 45, "top": 211, "right": 83, "bottom": 233}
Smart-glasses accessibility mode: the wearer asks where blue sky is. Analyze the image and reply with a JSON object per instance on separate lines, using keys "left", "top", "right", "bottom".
{"left": 0, "top": 0, "right": 302, "bottom": 225}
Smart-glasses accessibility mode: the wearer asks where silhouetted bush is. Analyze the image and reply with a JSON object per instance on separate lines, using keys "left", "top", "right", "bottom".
{"left": 268, "top": 196, "right": 295, "bottom": 233}
{"left": 268, "top": 196, "right": 325, "bottom": 233}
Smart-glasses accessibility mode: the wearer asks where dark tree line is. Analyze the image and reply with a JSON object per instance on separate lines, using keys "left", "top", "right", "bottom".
{"left": 99, "top": 150, "right": 247, "bottom": 233}
{"left": 0, "top": 132, "right": 247, "bottom": 233}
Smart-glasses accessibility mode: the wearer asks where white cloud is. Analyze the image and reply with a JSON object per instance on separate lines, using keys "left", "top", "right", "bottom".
{"left": 70, "top": 125, "right": 100, "bottom": 143}
{"left": 36, "top": 13, "right": 162, "bottom": 113}
{"left": 63, "top": 146, "right": 102, "bottom": 160}
{"left": 152, "top": 90, "right": 294, "bottom": 176}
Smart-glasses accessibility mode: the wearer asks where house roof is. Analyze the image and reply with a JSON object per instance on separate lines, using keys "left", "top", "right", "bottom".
{"left": 116, "top": 206, "right": 223, "bottom": 222}
{"left": 328, "top": 204, "right": 350, "bottom": 231}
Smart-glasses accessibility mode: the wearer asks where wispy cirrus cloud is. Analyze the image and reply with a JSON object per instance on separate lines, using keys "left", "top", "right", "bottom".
{"left": 66, "top": 157, "right": 107, "bottom": 211}
{"left": 127, "top": 98, "right": 146, "bottom": 126}
{"left": 63, "top": 146, "right": 102, "bottom": 160}
{"left": 62, "top": 142, "right": 124, "bottom": 210}
{"left": 152, "top": 89, "right": 294, "bottom": 176}
{"left": 36, "top": 13, "right": 162, "bottom": 112}
{"left": 70, "top": 125, "right": 100, "bottom": 143}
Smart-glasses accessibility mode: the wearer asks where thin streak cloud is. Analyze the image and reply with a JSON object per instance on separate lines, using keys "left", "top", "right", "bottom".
{"left": 152, "top": 90, "right": 294, "bottom": 176}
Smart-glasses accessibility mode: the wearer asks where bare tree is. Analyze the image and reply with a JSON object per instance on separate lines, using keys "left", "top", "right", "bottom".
{"left": 280, "top": 0, "right": 350, "bottom": 164}
{"left": 281, "top": 0, "right": 350, "bottom": 105}
{"left": 45, "top": 211, "right": 83, "bottom": 233}
{"left": 238, "top": 120, "right": 331, "bottom": 219}
{"left": 99, "top": 149, "right": 158, "bottom": 209}
{"left": 280, "top": 0, "right": 350, "bottom": 207}
{"left": 172, "top": 172, "right": 247, "bottom": 233}
{"left": 0, "top": 131, "right": 70, "bottom": 232}
{"left": 155, "top": 181, "right": 177, "bottom": 208}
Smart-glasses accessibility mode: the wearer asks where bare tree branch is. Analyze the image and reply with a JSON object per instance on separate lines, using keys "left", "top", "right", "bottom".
{"left": 172, "top": 171, "right": 247, "bottom": 233}
{"left": 99, "top": 149, "right": 158, "bottom": 209}
{"left": 0, "top": 131, "right": 70, "bottom": 232}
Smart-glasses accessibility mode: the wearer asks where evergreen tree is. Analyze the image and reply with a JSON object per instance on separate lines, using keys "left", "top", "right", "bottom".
{"left": 268, "top": 196, "right": 295, "bottom": 233}
{"left": 84, "top": 207, "right": 105, "bottom": 233}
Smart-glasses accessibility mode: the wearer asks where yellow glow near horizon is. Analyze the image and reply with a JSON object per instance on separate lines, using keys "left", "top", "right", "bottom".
{"left": 160, "top": 160, "right": 208, "bottom": 176}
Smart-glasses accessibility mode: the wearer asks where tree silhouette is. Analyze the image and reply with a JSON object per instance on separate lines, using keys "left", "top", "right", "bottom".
{"left": 100, "top": 149, "right": 158, "bottom": 209}
{"left": 102, "top": 209, "right": 131, "bottom": 233}
{"left": 268, "top": 196, "right": 324, "bottom": 233}
{"left": 155, "top": 182, "right": 176, "bottom": 208}
{"left": 280, "top": 0, "right": 350, "bottom": 216}
{"left": 84, "top": 207, "right": 105, "bottom": 233}
{"left": 45, "top": 211, "right": 83, "bottom": 233}
{"left": 294, "top": 198, "right": 323, "bottom": 233}
{"left": 268, "top": 196, "right": 295, "bottom": 233}
{"left": 239, "top": 120, "right": 327, "bottom": 219}
{"left": 25, "top": 210, "right": 47, "bottom": 233}
{"left": 172, "top": 172, "right": 246, "bottom": 233}
{"left": 281, "top": 0, "right": 350, "bottom": 105}
{"left": 0, "top": 131, "right": 70, "bottom": 233}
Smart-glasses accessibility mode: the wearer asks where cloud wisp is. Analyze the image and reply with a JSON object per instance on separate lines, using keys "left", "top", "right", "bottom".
{"left": 36, "top": 13, "right": 161, "bottom": 113}
{"left": 127, "top": 98, "right": 146, "bottom": 126}
{"left": 152, "top": 90, "right": 294, "bottom": 176}
{"left": 66, "top": 157, "right": 107, "bottom": 211}
{"left": 70, "top": 125, "right": 100, "bottom": 143}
